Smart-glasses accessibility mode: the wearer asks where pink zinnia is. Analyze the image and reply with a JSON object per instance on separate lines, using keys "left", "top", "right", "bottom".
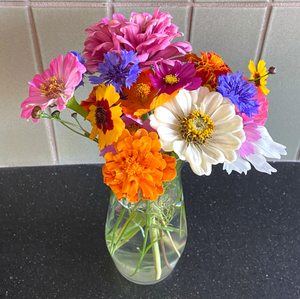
{"left": 82, "top": 8, "right": 192, "bottom": 73}
{"left": 149, "top": 60, "right": 202, "bottom": 95}
{"left": 21, "top": 53, "right": 86, "bottom": 122}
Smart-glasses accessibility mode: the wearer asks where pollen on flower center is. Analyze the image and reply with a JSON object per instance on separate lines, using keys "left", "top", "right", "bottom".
{"left": 95, "top": 106, "right": 107, "bottom": 124}
{"left": 39, "top": 76, "right": 65, "bottom": 99}
{"left": 134, "top": 83, "right": 151, "bottom": 100}
{"left": 180, "top": 110, "right": 215, "bottom": 144}
{"left": 163, "top": 74, "right": 179, "bottom": 85}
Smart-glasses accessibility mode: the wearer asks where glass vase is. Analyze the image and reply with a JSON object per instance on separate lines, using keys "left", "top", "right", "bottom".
{"left": 105, "top": 161, "right": 187, "bottom": 285}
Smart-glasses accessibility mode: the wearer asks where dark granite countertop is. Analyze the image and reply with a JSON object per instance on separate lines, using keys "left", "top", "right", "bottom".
{"left": 0, "top": 162, "right": 300, "bottom": 299}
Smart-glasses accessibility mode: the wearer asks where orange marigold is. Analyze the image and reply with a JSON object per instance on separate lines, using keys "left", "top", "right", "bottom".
{"left": 186, "top": 51, "right": 232, "bottom": 90}
{"left": 102, "top": 129, "right": 177, "bottom": 202}
{"left": 119, "top": 70, "right": 179, "bottom": 118}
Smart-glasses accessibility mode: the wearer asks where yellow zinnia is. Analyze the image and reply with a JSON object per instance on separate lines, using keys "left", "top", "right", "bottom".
{"left": 248, "top": 60, "right": 269, "bottom": 95}
{"left": 86, "top": 84, "right": 125, "bottom": 150}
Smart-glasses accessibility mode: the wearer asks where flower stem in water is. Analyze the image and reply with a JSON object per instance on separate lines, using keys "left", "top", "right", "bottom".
{"left": 149, "top": 218, "right": 162, "bottom": 280}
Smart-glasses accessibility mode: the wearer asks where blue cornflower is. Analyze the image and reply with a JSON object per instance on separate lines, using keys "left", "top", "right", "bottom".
{"left": 217, "top": 71, "right": 259, "bottom": 118}
{"left": 89, "top": 50, "right": 140, "bottom": 93}
{"left": 69, "top": 51, "right": 86, "bottom": 90}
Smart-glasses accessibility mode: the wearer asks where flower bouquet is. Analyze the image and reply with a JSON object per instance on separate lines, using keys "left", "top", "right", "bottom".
{"left": 21, "top": 8, "right": 286, "bottom": 285}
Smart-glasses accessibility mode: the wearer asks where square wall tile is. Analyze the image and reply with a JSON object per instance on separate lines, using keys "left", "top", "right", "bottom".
{"left": 32, "top": 7, "right": 107, "bottom": 69}
{"left": 0, "top": 7, "right": 54, "bottom": 167}
{"left": 261, "top": 7, "right": 300, "bottom": 160}
{"left": 32, "top": 7, "right": 107, "bottom": 164}
{"left": 190, "top": 7, "right": 266, "bottom": 74}
{"left": 114, "top": 6, "right": 189, "bottom": 42}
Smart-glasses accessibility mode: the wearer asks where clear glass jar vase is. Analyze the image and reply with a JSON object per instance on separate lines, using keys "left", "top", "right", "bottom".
{"left": 105, "top": 161, "right": 187, "bottom": 285}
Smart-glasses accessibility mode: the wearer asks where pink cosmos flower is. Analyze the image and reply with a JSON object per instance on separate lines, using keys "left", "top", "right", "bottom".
{"left": 99, "top": 115, "right": 157, "bottom": 157}
{"left": 82, "top": 8, "right": 192, "bottom": 73}
{"left": 224, "top": 119, "right": 286, "bottom": 174}
{"left": 238, "top": 120, "right": 262, "bottom": 158}
{"left": 149, "top": 60, "right": 202, "bottom": 95}
{"left": 21, "top": 53, "right": 86, "bottom": 122}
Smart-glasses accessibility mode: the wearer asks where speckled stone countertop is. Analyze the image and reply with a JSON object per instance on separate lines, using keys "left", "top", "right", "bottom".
{"left": 0, "top": 162, "right": 300, "bottom": 299}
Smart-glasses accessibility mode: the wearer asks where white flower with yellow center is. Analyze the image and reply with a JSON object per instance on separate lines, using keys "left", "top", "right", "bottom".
{"left": 149, "top": 87, "right": 246, "bottom": 176}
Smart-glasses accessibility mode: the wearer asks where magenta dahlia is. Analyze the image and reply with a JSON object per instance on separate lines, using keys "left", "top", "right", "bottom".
{"left": 82, "top": 8, "right": 192, "bottom": 73}
{"left": 21, "top": 53, "right": 86, "bottom": 122}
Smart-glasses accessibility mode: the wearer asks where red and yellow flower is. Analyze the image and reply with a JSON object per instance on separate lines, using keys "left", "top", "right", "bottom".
{"left": 86, "top": 84, "right": 125, "bottom": 150}
{"left": 102, "top": 129, "right": 177, "bottom": 202}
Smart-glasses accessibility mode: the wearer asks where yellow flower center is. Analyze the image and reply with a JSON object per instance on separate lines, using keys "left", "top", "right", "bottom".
{"left": 180, "top": 110, "right": 215, "bottom": 144}
{"left": 163, "top": 74, "right": 179, "bottom": 85}
{"left": 134, "top": 83, "right": 151, "bottom": 100}
{"left": 39, "top": 76, "right": 65, "bottom": 99}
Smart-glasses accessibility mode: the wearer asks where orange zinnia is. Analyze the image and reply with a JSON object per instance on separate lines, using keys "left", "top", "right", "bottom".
{"left": 186, "top": 51, "right": 232, "bottom": 90}
{"left": 119, "top": 70, "right": 179, "bottom": 118}
{"left": 102, "top": 129, "right": 177, "bottom": 202}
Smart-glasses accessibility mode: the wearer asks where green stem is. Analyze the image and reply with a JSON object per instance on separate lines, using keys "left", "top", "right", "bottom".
{"left": 131, "top": 201, "right": 151, "bottom": 277}
{"left": 112, "top": 221, "right": 146, "bottom": 252}
{"left": 110, "top": 211, "right": 138, "bottom": 256}
{"left": 109, "top": 206, "right": 126, "bottom": 255}
{"left": 66, "top": 96, "right": 88, "bottom": 119}
{"left": 159, "top": 229, "right": 172, "bottom": 269}
{"left": 149, "top": 218, "right": 162, "bottom": 280}
{"left": 73, "top": 115, "right": 90, "bottom": 135}
{"left": 59, "top": 121, "right": 98, "bottom": 143}
{"left": 179, "top": 198, "right": 185, "bottom": 238}
{"left": 249, "top": 72, "right": 269, "bottom": 82}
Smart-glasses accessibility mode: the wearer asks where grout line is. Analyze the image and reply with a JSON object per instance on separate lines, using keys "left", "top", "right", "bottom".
{"left": 25, "top": 1, "right": 107, "bottom": 8}
{"left": 254, "top": 0, "right": 273, "bottom": 63}
{"left": 107, "top": 0, "right": 113, "bottom": 19}
{"left": 27, "top": 5, "right": 59, "bottom": 165}
{"left": 296, "top": 143, "right": 300, "bottom": 160}
{"left": 2, "top": 2, "right": 300, "bottom": 8}
{"left": 185, "top": 1, "right": 193, "bottom": 42}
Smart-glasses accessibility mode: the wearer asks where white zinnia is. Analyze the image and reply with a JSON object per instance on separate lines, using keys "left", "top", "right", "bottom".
{"left": 150, "top": 87, "right": 246, "bottom": 176}
{"left": 223, "top": 126, "right": 287, "bottom": 175}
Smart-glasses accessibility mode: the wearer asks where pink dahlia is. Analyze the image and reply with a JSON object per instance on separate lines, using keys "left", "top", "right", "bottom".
{"left": 149, "top": 60, "right": 202, "bottom": 95}
{"left": 21, "top": 53, "right": 86, "bottom": 122}
{"left": 82, "top": 8, "right": 192, "bottom": 73}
